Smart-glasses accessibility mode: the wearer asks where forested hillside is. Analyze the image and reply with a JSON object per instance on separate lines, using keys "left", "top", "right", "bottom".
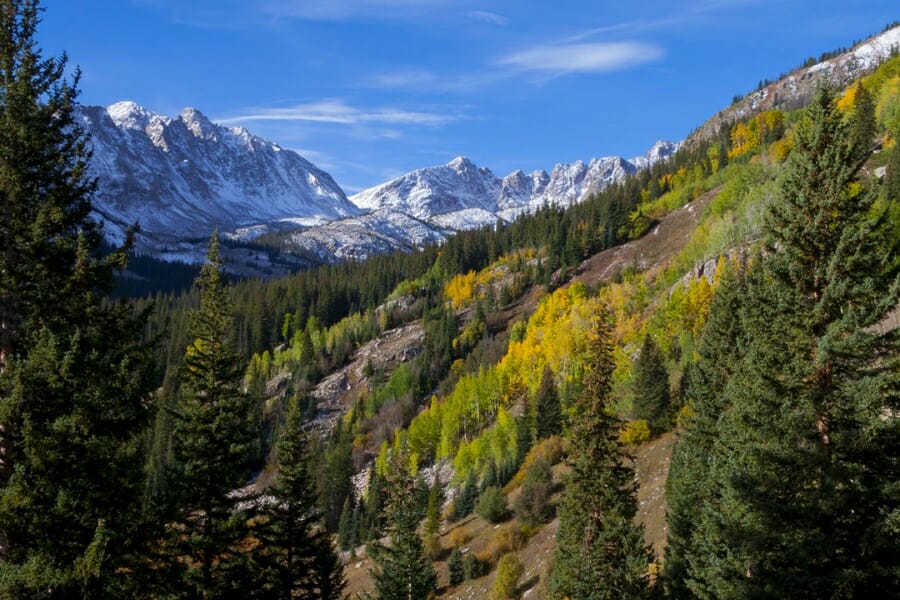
{"left": 1, "top": 0, "right": 898, "bottom": 597}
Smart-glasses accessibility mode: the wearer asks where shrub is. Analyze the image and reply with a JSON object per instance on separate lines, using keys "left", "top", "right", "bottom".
{"left": 490, "top": 553, "right": 524, "bottom": 600}
{"left": 619, "top": 419, "right": 651, "bottom": 446}
{"left": 448, "top": 528, "right": 472, "bottom": 549}
{"left": 476, "top": 486, "right": 509, "bottom": 524}
{"left": 463, "top": 553, "right": 490, "bottom": 580}
{"left": 505, "top": 435, "right": 564, "bottom": 492}
{"left": 513, "top": 458, "right": 554, "bottom": 527}
{"left": 478, "top": 523, "right": 525, "bottom": 566}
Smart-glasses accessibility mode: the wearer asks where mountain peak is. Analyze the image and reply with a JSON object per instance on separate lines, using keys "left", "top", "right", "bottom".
{"left": 106, "top": 100, "right": 156, "bottom": 130}
{"left": 179, "top": 107, "right": 216, "bottom": 140}
{"left": 448, "top": 156, "right": 475, "bottom": 170}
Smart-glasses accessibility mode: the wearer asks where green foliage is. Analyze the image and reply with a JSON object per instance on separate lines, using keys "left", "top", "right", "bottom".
{"left": 490, "top": 553, "right": 524, "bottom": 600}
{"left": 422, "top": 477, "right": 443, "bottom": 559}
{"left": 165, "top": 234, "right": 261, "bottom": 596}
{"left": 463, "top": 553, "right": 490, "bottom": 581}
{"left": 549, "top": 309, "right": 653, "bottom": 600}
{"left": 365, "top": 438, "right": 437, "bottom": 600}
{"left": 451, "top": 469, "right": 478, "bottom": 522}
{"left": 849, "top": 81, "right": 877, "bottom": 165}
{"left": 631, "top": 335, "right": 671, "bottom": 432}
{"left": 256, "top": 396, "right": 345, "bottom": 599}
{"left": 0, "top": 2, "right": 155, "bottom": 595}
{"left": 476, "top": 486, "right": 509, "bottom": 524}
{"left": 448, "top": 548, "right": 465, "bottom": 586}
{"left": 513, "top": 458, "right": 554, "bottom": 528}
{"left": 663, "top": 261, "right": 749, "bottom": 598}
{"left": 533, "top": 366, "right": 563, "bottom": 440}
{"left": 673, "top": 88, "right": 900, "bottom": 598}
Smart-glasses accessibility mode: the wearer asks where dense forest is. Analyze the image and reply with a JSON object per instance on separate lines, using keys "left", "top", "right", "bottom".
{"left": 0, "top": 0, "right": 898, "bottom": 597}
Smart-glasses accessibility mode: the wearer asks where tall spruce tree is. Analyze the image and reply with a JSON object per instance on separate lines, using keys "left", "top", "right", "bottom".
{"left": 365, "top": 437, "right": 437, "bottom": 600}
{"left": 533, "top": 365, "right": 563, "bottom": 440}
{"left": 0, "top": 1, "right": 155, "bottom": 596}
{"left": 631, "top": 334, "right": 670, "bottom": 432}
{"left": 662, "top": 260, "right": 750, "bottom": 598}
{"left": 166, "top": 233, "right": 259, "bottom": 597}
{"left": 257, "top": 396, "right": 345, "bottom": 599}
{"left": 848, "top": 81, "right": 876, "bottom": 166}
{"left": 690, "top": 87, "right": 900, "bottom": 597}
{"left": 548, "top": 308, "right": 653, "bottom": 600}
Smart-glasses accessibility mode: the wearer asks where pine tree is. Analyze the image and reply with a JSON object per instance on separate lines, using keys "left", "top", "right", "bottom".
{"left": 166, "top": 233, "right": 259, "bottom": 597}
{"left": 690, "top": 87, "right": 900, "bottom": 597}
{"left": 422, "top": 477, "right": 442, "bottom": 559}
{"left": 631, "top": 334, "right": 670, "bottom": 432}
{"left": 448, "top": 548, "right": 464, "bottom": 586}
{"left": 0, "top": 1, "right": 155, "bottom": 595}
{"left": 257, "top": 396, "right": 345, "bottom": 599}
{"left": 848, "top": 81, "right": 876, "bottom": 166}
{"left": 662, "top": 260, "right": 750, "bottom": 598}
{"left": 365, "top": 437, "right": 437, "bottom": 600}
{"left": 548, "top": 309, "right": 653, "bottom": 600}
{"left": 533, "top": 365, "right": 563, "bottom": 440}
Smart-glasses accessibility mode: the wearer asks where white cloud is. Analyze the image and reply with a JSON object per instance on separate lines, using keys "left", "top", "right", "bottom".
{"left": 467, "top": 10, "right": 507, "bottom": 26}
{"left": 218, "top": 99, "right": 457, "bottom": 126}
{"left": 497, "top": 42, "right": 663, "bottom": 75}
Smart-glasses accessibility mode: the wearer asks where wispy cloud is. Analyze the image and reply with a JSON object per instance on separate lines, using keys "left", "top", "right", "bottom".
{"left": 261, "top": 0, "right": 455, "bottom": 21}
{"left": 218, "top": 99, "right": 459, "bottom": 126}
{"left": 497, "top": 42, "right": 663, "bottom": 76}
{"left": 467, "top": 10, "right": 507, "bottom": 26}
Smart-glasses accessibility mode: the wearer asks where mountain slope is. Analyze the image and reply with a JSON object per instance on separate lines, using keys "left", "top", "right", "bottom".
{"left": 79, "top": 101, "right": 361, "bottom": 247}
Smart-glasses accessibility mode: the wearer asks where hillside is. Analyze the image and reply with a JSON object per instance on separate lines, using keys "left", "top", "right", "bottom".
{"left": 241, "top": 43, "right": 900, "bottom": 598}
{"left": 5, "top": 1, "right": 900, "bottom": 596}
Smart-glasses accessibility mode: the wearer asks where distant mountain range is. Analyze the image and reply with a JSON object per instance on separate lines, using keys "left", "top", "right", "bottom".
{"left": 78, "top": 23, "right": 900, "bottom": 266}
{"left": 80, "top": 102, "right": 675, "bottom": 264}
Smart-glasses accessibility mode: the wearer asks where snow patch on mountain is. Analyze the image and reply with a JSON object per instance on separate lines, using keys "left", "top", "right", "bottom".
{"left": 282, "top": 210, "right": 450, "bottom": 262}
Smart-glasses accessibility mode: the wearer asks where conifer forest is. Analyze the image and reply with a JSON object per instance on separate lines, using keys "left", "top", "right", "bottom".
{"left": 0, "top": 1, "right": 898, "bottom": 598}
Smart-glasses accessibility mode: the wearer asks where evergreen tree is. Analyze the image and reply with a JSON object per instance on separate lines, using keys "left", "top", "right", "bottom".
{"left": 422, "top": 477, "right": 442, "bottom": 559}
{"left": 337, "top": 497, "right": 355, "bottom": 551}
{"left": 257, "top": 396, "right": 345, "bottom": 599}
{"left": 451, "top": 469, "right": 478, "bottom": 521}
{"left": 885, "top": 135, "right": 900, "bottom": 203}
{"left": 631, "top": 334, "right": 670, "bottom": 432}
{"left": 662, "top": 261, "right": 750, "bottom": 598}
{"left": 448, "top": 548, "right": 464, "bottom": 586}
{"left": 166, "top": 233, "right": 259, "bottom": 597}
{"left": 0, "top": 1, "right": 155, "bottom": 595}
{"left": 548, "top": 309, "right": 653, "bottom": 600}
{"left": 848, "top": 81, "right": 876, "bottom": 166}
{"left": 533, "top": 365, "right": 562, "bottom": 440}
{"left": 690, "top": 87, "right": 900, "bottom": 597}
{"left": 365, "top": 438, "right": 437, "bottom": 600}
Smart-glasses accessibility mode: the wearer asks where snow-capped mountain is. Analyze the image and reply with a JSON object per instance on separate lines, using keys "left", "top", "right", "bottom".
{"left": 79, "top": 101, "right": 361, "bottom": 247}
{"left": 351, "top": 156, "right": 501, "bottom": 220}
{"left": 78, "top": 101, "right": 676, "bottom": 266}
{"left": 350, "top": 141, "right": 678, "bottom": 227}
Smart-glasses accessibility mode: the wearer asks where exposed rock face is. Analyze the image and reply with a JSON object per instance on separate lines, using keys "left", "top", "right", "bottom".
{"left": 79, "top": 101, "right": 359, "bottom": 249}
{"left": 688, "top": 25, "right": 900, "bottom": 145}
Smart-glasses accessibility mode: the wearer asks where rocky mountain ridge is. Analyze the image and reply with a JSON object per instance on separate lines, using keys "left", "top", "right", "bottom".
{"left": 79, "top": 101, "right": 361, "bottom": 251}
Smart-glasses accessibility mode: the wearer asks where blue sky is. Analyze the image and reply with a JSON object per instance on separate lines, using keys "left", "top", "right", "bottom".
{"left": 40, "top": 1, "right": 897, "bottom": 193}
